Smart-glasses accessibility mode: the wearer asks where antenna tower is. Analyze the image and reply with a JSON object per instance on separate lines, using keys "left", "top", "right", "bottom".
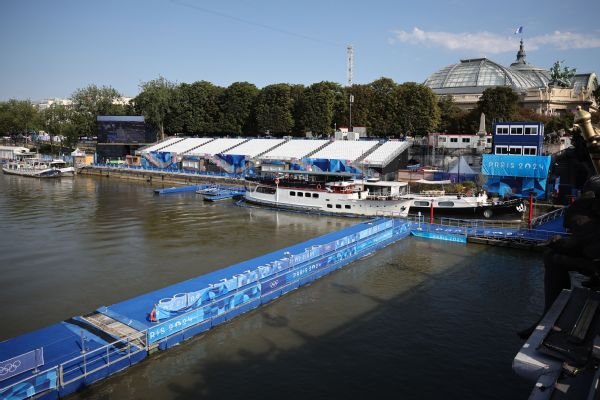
{"left": 347, "top": 45, "right": 353, "bottom": 87}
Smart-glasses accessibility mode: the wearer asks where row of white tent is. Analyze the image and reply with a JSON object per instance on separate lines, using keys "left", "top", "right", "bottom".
{"left": 139, "top": 137, "right": 411, "bottom": 167}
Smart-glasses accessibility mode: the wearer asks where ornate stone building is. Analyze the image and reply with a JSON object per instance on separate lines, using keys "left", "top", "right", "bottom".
{"left": 423, "top": 40, "right": 598, "bottom": 116}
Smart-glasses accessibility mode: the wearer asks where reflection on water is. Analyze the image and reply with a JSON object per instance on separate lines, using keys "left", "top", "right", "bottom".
{"left": 0, "top": 174, "right": 544, "bottom": 399}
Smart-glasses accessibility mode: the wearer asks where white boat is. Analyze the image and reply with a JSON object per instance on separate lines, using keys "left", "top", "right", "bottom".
{"left": 245, "top": 173, "right": 526, "bottom": 220}
{"left": 49, "top": 159, "right": 76, "bottom": 176}
{"left": 2, "top": 154, "right": 72, "bottom": 178}
{"left": 244, "top": 173, "right": 412, "bottom": 217}
{"left": 400, "top": 179, "right": 526, "bottom": 219}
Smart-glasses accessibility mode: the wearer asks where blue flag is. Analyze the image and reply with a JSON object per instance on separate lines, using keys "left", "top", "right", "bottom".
{"left": 514, "top": 26, "right": 523, "bottom": 35}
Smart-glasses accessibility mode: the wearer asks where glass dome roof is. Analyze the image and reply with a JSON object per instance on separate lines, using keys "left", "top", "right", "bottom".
{"left": 424, "top": 58, "right": 539, "bottom": 92}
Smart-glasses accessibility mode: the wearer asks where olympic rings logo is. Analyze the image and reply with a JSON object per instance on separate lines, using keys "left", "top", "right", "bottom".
{"left": 0, "top": 360, "right": 22, "bottom": 375}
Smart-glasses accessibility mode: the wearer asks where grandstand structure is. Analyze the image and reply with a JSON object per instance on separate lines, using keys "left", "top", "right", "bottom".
{"left": 137, "top": 137, "right": 410, "bottom": 179}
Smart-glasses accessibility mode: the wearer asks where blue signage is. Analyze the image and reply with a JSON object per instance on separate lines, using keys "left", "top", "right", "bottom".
{"left": 0, "top": 348, "right": 44, "bottom": 382}
{"left": 482, "top": 155, "right": 551, "bottom": 178}
{"left": 148, "top": 306, "right": 210, "bottom": 344}
{"left": 0, "top": 367, "right": 56, "bottom": 400}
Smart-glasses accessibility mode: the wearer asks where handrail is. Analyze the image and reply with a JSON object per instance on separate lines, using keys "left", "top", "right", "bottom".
{"left": 0, "top": 220, "right": 401, "bottom": 397}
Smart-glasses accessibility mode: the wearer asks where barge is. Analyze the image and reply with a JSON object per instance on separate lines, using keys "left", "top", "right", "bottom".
{"left": 0, "top": 218, "right": 412, "bottom": 400}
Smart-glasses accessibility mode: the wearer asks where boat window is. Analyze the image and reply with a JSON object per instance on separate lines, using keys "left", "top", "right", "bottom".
{"left": 438, "top": 201, "right": 454, "bottom": 207}
{"left": 257, "top": 186, "right": 276, "bottom": 194}
{"left": 327, "top": 204, "right": 332, "bottom": 208}
{"left": 312, "top": 193, "right": 319, "bottom": 198}
{"left": 414, "top": 201, "right": 429, "bottom": 207}
{"left": 290, "top": 191, "right": 296, "bottom": 196}
{"left": 297, "top": 192, "right": 304, "bottom": 197}
{"left": 345, "top": 205, "right": 351, "bottom": 209}
{"left": 335, "top": 204, "right": 341, "bottom": 209}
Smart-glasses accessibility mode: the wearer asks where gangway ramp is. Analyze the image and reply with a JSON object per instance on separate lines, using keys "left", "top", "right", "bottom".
{"left": 81, "top": 312, "right": 147, "bottom": 350}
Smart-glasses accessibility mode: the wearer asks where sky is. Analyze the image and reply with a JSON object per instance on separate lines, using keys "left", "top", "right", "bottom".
{"left": 1, "top": 0, "right": 599, "bottom": 101}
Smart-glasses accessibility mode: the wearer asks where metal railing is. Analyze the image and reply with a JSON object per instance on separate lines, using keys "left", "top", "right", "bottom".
{"left": 0, "top": 221, "right": 402, "bottom": 399}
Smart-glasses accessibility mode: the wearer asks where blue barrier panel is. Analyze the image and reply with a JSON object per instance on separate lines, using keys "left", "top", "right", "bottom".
{"left": 0, "top": 348, "right": 44, "bottom": 383}
{"left": 0, "top": 368, "right": 57, "bottom": 400}
{"left": 148, "top": 307, "right": 211, "bottom": 344}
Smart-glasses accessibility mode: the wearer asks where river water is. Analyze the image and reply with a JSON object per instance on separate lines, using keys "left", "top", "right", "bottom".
{"left": 0, "top": 174, "right": 545, "bottom": 399}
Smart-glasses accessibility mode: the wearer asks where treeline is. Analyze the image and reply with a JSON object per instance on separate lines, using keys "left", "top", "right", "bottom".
{"left": 1, "top": 77, "right": 593, "bottom": 149}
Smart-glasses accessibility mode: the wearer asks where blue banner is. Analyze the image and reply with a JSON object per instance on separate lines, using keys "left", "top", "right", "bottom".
{"left": 0, "top": 368, "right": 57, "bottom": 400}
{"left": 148, "top": 306, "right": 211, "bottom": 344}
{"left": 0, "top": 348, "right": 44, "bottom": 382}
{"left": 482, "top": 155, "right": 551, "bottom": 178}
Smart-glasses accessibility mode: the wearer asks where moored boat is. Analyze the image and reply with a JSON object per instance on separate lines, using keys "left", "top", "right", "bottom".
{"left": 244, "top": 172, "right": 412, "bottom": 217}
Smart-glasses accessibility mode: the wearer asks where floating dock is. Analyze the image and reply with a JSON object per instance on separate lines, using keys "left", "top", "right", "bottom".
{"left": 0, "top": 218, "right": 412, "bottom": 400}
{"left": 154, "top": 184, "right": 212, "bottom": 195}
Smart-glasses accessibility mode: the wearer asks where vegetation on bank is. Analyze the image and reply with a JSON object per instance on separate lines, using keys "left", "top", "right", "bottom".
{"left": 1, "top": 77, "right": 598, "bottom": 150}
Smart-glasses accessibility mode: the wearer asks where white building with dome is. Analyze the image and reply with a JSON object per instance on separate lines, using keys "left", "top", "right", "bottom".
{"left": 423, "top": 40, "right": 598, "bottom": 116}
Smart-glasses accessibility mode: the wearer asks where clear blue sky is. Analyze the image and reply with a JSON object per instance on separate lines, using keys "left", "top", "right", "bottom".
{"left": 1, "top": 0, "right": 599, "bottom": 101}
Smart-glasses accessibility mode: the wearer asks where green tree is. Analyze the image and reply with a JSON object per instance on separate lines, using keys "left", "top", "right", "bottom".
{"left": 0, "top": 99, "right": 40, "bottom": 137}
{"left": 290, "top": 84, "right": 306, "bottom": 137}
{"left": 178, "top": 81, "right": 223, "bottom": 135}
{"left": 41, "top": 104, "right": 77, "bottom": 151}
{"left": 71, "top": 84, "right": 122, "bottom": 138}
{"left": 219, "top": 82, "right": 259, "bottom": 135}
{"left": 302, "top": 81, "right": 342, "bottom": 136}
{"left": 339, "top": 84, "right": 372, "bottom": 130}
{"left": 368, "top": 77, "right": 398, "bottom": 137}
{"left": 477, "top": 86, "right": 520, "bottom": 127}
{"left": 134, "top": 76, "right": 175, "bottom": 140}
{"left": 395, "top": 82, "right": 440, "bottom": 135}
{"left": 255, "top": 84, "right": 294, "bottom": 135}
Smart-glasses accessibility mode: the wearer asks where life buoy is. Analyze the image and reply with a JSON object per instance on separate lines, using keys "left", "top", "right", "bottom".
{"left": 150, "top": 307, "right": 157, "bottom": 323}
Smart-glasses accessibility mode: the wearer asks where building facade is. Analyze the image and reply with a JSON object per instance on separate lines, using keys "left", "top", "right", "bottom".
{"left": 424, "top": 40, "right": 598, "bottom": 116}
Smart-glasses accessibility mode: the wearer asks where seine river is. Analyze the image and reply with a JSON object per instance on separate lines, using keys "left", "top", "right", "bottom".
{"left": 0, "top": 173, "right": 545, "bottom": 399}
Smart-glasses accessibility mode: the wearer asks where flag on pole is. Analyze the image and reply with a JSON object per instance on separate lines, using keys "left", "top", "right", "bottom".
{"left": 514, "top": 26, "right": 523, "bottom": 35}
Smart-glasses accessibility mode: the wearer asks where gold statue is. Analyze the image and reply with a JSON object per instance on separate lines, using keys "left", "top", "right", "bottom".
{"left": 574, "top": 106, "right": 600, "bottom": 174}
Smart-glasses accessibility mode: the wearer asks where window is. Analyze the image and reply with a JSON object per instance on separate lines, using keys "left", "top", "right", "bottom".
{"left": 495, "top": 146, "right": 508, "bottom": 155}
{"left": 450, "top": 137, "right": 458, "bottom": 143}
{"left": 335, "top": 204, "right": 342, "bottom": 209}
{"left": 257, "top": 186, "right": 276, "bottom": 194}
{"left": 297, "top": 192, "right": 304, "bottom": 197}
{"left": 290, "top": 191, "right": 296, "bottom": 196}
{"left": 438, "top": 201, "right": 454, "bottom": 207}
{"left": 345, "top": 205, "right": 351, "bottom": 209}
{"left": 438, "top": 137, "right": 447, "bottom": 143}
{"left": 524, "top": 126, "right": 538, "bottom": 135}
{"left": 496, "top": 126, "right": 509, "bottom": 135}
{"left": 509, "top": 146, "right": 522, "bottom": 155}
{"left": 510, "top": 126, "right": 523, "bottom": 135}
{"left": 486, "top": 138, "right": 492, "bottom": 143}
{"left": 523, "top": 146, "right": 537, "bottom": 155}
{"left": 312, "top": 193, "right": 319, "bottom": 198}
{"left": 461, "top": 138, "right": 470, "bottom": 143}
{"left": 326, "top": 204, "right": 332, "bottom": 208}
{"left": 414, "top": 201, "right": 430, "bottom": 207}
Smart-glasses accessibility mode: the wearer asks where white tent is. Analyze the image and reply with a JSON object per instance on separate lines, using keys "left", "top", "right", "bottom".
{"left": 448, "top": 156, "right": 476, "bottom": 175}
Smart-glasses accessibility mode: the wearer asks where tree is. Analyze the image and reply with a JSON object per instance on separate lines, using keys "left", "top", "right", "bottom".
{"left": 340, "top": 84, "right": 372, "bottom": 130}
{"left": 255, "top": 84, "right": 294, "bottom": 135}
{"left": 395, "top": 82, "right": 440, "bottom": 135}
{"left": 290, "top": 84, "right": 306, "bottom": 137}
{"left": 218, "top": 82, "right": 259, "bottom": 135}
{"left": 134, "top": 77, "right": 175, "bottom": 140}
{"left": 302, "top": 81, "right": 342, "bottom": 136}
{"left": 41, "top": 104, "right": 77, "bottom": 150}
{"left": 178, "top": 81, "right": 223, "bottom": 135}
{"left": 368, "top": 78, "right": 399, "bottom": 137}
{"left": 477, "top": 86, "right": 520, "bottom": 127}
{"left": 0, "top": 99, "right": 40, "bottom": 138}
{"left": 71, "top": 84, "right": 122, "bottom": 138}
